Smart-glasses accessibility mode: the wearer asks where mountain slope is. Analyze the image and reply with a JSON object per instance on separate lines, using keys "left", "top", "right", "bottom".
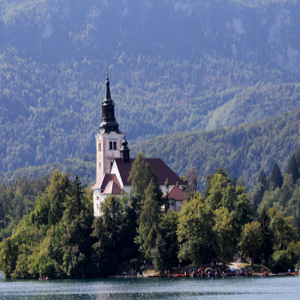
{"left": 1, "top": 0, "right": 300, "bottom": 175}
{"left": 2, "top": 107, "right": 300, "bottom": 190}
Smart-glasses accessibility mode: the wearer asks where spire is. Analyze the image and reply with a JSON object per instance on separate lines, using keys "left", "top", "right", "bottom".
{"left": 105, "top": 72, "right": 111, "bottom": 100}
{"left": 120, "top": 136, "right": 130, "bottom": 163}
{"left": 99, "top": 74, "right": 122, "bottom": 134}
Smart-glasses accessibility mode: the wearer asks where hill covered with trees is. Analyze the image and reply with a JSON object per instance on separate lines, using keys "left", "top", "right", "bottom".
{"left": 2, "top": 106, "right": 300, "bottom": 191}
{"left": 1, "top": 0, "right": 300, "bottom": 176}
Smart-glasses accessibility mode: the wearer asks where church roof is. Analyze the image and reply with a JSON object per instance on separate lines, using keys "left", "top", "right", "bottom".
{"left": 91, "top": 174, "right": 120, "bottom": 191}
{"left": 114, "top": 158, "right": 184, "bottom": 186}
{"left": 102, "top": 181, "right": 123, "bottom": 195}
{"left": 163, "top": 185, "right": 185, "bottom": 201}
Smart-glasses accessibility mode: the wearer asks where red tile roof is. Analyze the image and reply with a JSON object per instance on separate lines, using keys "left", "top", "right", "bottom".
{"left": 163, "top": 185, "right": 185, "bottom": 201}
{"left": 91, "top": 174, "right": 120, "bottom": 191}
{"left": 114, "top": 158, "right": 184, "bottom": 186}
{"left": 102, "top": 181, "right": 123, "bottom": 195}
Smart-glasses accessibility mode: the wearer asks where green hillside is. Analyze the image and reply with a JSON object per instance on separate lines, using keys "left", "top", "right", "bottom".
{"left": 133, "top": 106, "right": 300, "bottom": 189}
{"left": 2, "top": 107, "right": 300, "bottom": 191}
{"left": 1, "top": 0, "right": 300, "bottom": 175}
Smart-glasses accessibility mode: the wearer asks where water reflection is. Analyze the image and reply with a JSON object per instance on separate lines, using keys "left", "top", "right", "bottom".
{"left": 0, "top": 274, "right": 299, "bottom": 300}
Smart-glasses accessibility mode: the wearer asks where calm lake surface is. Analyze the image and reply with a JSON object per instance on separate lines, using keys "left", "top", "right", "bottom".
{"left": 1, "top": 272, "right": 299, "bottom": 300}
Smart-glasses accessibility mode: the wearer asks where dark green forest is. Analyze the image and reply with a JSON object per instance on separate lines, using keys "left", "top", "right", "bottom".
{"left": 1, "top": 0, "right": 300, "bottom": 177}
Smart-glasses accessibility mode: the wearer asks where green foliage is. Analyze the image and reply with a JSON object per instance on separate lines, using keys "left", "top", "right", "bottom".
{"left": 177, "top": 193, "right": 215, "bottom": 265}
{"left": 0, "top": 170, "right": 98, "bottom": 279}
{"left": 269, "top": 250, "right": 296, "bottom": 273}
{"left": 138, "top": 181, "right": 161, "bottom": 259}
{"left": 213, "top": 207, "right": 234, "bottom": 269}
{"left": 153, "top": 210, "right": 179, "bottom": 271}
{"left": 0, "top": 176, "right": 49, "bottom": 242}
{"left": 270, "top": 163, "right": 283, "bottom": 190}
{"left": 239, "top": 221, "right": 263, "bottom": 266}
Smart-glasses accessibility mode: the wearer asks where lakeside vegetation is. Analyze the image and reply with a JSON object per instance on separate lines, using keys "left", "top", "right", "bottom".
{"left": 1, "top": 154, "right": 299, "bottom": 279}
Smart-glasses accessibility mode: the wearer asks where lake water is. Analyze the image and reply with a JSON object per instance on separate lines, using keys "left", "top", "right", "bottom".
{"left": 1, "top": 272, "right": 299, "bottom": 300}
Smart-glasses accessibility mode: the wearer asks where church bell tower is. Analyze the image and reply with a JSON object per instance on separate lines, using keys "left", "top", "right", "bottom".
{"left": 95, "top": 74, "right": 124, "bottom": 182}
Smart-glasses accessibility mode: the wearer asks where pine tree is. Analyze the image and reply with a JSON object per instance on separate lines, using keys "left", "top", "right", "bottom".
{"left": 286, "top": 154, "right": 299, "bottom": 184}
{"left": 258, "top": 169, "right": 268, "bottom": 189}
{"left": 139, "top": 181, "right": 161, "bottom": 259}
{"left": 259, "top": 209, "right": 273, "bottom": 265}
{"left": 270, "top": 163, "right": 283, "bottom": 189}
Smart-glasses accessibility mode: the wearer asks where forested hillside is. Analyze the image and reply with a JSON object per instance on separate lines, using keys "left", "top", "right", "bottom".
{"left": 1, "top": 0, "right": 300, "bottom": 176}
{"left": 2, "top": 106, "right": 300, "bottom": 191}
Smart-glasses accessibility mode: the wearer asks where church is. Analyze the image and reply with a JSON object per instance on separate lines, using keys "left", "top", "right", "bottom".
{"left": 92, "top": 75, "right": 185, "bottom": 217}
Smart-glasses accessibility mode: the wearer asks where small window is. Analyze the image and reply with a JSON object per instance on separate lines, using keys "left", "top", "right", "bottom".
{"left": 97, "top": 196, "right": 99, "bottom": 200}
{"left": 110, "top": 161, "right": 113, "bottom": 169}
{"left": 109, "top": 141, "right": 112, "bottom": 150}
{"left": 99, "top": 162, "right": 101, "bottom": 167}
{"left": 98, "top": 143, "right": 101, "bottom": 152}
{"left": 97, "top": 204, "right": 98, "bottom": 209}
{"left": 114, "top": 141, "right": 117, "bottom": 150}
{"left": 171, "top": 202, "right": 174, "bottom": 206}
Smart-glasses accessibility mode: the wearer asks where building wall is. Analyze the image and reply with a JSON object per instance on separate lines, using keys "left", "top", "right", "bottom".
{"left": 168, "top": 199, "right": 183, "bottom": 212}
{"left": 96, "top": 132, "right": 124, "bottom": 182}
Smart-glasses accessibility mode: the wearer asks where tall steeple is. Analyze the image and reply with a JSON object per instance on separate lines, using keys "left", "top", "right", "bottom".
{"left": 99, "top": 73, "right": 122, "bottom": 134}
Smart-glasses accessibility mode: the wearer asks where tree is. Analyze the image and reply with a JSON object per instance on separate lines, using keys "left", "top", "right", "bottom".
{"left": 258, "top": 169, "right": 268, "bottom": 189}
{"left": 252, "top": 183, "right": 265, "bottom": 211}
{"left": 138, "top": 181, "right": 161, "bottom": 259}
{"left": 128, "top": 152, "right": 159, "bottom": 210}
{"left": 159, "top": 210, "right": 179, "bottom": 264}
{"left": 269, "top": 250, "right": 295, "bottom": 273}
{"left": 213, "top": 207, "right": 234, "bottom": 270}
{"left": 152, "top": 234, "right": 170, "bottom": 272}
{"left": 186, "top": 167, "right": 199, "bottom": 194}
{"left": 268, "top": 208, "right": 299, "bottom": 251}
{"left": 177, "top": 193, "right": 215, "bottom": 265}
{"left": 236, "top": 176, "right": 247, "bottom": 189}
{"left": 239, "top": 221, "right": 263, "bottom": 266}
{"left": 270, "top": 163, "right": 283, "bottom": 190}
{"left": 259, "top": 209, "right": 273, "bottom": 264}
{"left": 90, "top": 217, "right": 117, "bottom": 278}
{"left": 286, "top": 154, "right": 300, "bottom": 184}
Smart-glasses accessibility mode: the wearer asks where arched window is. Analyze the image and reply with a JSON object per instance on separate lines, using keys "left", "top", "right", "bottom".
{"left": 109, "top": 141, "right": 112, "bottom": 150}
{"left": 98, "top": 143, "right": 101, "bottom": 152}
{"left": 114, "top": 141, "right": 117, "bottom": 150}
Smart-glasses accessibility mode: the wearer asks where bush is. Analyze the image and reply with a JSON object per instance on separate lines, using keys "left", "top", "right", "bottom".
{"left": 269, "top": 250, "right": 296, "bottom": 273}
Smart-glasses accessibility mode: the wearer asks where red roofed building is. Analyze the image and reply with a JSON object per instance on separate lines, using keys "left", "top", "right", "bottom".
{"left": 163, "top": 184, "right": 186, "bottom": 212}
{"left": 92, "top": 75, "right": 184, "bottom": 216}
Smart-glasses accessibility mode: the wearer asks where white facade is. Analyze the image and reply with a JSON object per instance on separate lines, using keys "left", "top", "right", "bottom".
{"left": 96, "top": 131, "right": 124, "bottom": 183}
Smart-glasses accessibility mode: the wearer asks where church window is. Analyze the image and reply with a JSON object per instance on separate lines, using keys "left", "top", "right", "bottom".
{"left": 114, "top": 141, "right": 117, "bottom": 150}
{"left": 108, "top": 108, "right": 112, "bottom": 116}
{"left": 99, "top": 162, "right": 101, "bottom": 167}
{"left": 109, "top": 141, "right": 113, "bottom": 149}
{"left": 98, "top": 143, "right": 101, "bottom": 151}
